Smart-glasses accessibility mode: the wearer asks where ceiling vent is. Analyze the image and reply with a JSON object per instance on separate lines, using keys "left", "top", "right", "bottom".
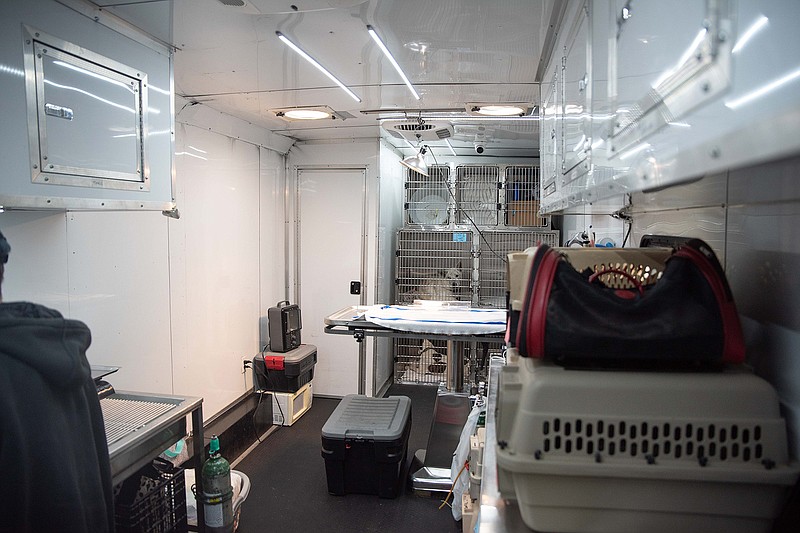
{"left": 383, "top": 120, "right": 454, "bottom": 142}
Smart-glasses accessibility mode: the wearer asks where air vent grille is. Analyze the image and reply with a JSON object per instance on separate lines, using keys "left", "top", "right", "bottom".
{"left": 383, "top": 121, "right": 454, "bottom": 142}
{"left": 395, "top": 123, "right": 436, "bottom": 131}
{"left": 539, "top": 417, "right": 769, "bottom": 463}
{"left": 218, "top": 0, "right": 246, "bottom": 6}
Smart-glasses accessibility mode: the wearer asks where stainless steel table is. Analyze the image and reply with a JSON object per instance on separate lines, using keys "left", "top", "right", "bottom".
{"left": 102, "top": 390, "right": 205, "bottom": 531}
{"left": 324, "top": 305, "right": 505, "bottom": 493}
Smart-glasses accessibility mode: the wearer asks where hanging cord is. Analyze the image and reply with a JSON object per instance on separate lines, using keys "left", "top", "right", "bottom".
{"left": 249, "top": 344, "right": 287, "bottom": 436}
{"left": 439, "top": 460, "right": 469, "bottom": 510}
{"left": 427, "top": 148, "right": 507, "bottom": 264}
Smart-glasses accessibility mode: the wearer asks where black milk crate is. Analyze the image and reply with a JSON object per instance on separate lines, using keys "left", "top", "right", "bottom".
{"left": 114, "top": 458, "right": 187, "bottom": 533}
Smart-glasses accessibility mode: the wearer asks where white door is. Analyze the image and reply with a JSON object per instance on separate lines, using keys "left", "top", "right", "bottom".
{"left": 297, "top": 168, "right": 366, "bottom": 397}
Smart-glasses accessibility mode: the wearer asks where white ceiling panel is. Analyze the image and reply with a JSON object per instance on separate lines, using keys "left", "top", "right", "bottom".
{"left": 103, "top": 0, "right": 556, "bottom": 156}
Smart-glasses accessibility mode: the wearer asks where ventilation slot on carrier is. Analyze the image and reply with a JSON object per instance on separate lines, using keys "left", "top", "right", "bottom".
{"left": 539, "top": 418, "right": 767, "bottom": 463}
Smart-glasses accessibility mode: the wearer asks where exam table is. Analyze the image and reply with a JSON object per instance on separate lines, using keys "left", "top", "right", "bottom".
{"left": 324, "top": 303, "right": 506, "bottom": 493}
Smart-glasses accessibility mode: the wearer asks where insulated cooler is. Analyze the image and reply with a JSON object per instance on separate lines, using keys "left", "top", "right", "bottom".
{"left": 321, "top": 395, "right": 412, "bottom": 498}
{"left": 496, "top": 352, "right": 800, "bottom": 533}
{"left": 253, "top": 344, "right": 316, "bottom": 393}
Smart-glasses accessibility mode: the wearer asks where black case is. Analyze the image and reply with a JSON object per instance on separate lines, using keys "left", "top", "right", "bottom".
{"left": 253, "top": 344, "right": 316, "bottom": 393}
{"left": 268, "top": 301, "right": 301, "bottom": 352}
{"left": 321, "top": 395, "right": 412, "bottom": 499}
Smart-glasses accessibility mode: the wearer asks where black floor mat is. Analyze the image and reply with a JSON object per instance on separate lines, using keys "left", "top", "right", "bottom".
{"left": 233, "top": 384, "right": 462, "bottom": 533}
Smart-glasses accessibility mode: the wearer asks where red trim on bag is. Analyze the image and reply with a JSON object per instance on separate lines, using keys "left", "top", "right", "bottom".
{"left": 516, "top": 246, "right": 546, "bottom": 354}
{"left": 613, "top": 289, "right": 637, "bottom": 300}
{"left": 527, "top": 247, "right": 560, "bottom": 358}
{"left": 674, "top": 244, "right": 745, "bottom": 364}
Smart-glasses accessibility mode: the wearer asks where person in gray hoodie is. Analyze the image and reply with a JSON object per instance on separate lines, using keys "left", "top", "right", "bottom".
{"left": 0, "top": 229, "right": 115, "bottom": 532}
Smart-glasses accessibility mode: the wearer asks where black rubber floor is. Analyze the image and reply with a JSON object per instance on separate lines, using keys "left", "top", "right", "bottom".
{"left": 234, "top": 384, "right": 462, "bottom": 533}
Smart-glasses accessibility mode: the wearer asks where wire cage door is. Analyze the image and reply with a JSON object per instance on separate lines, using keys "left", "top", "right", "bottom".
{"left": 405, "top": 165, "right": 451, "bottom": 226}
{"left": 505, "top": 165, "right": 549, "bottom": 227}
{"left": 455, "top": 165, "right": 500, "bottom": 226}
{"left": 394, "top": 229, "right": 473, "bottom": 304}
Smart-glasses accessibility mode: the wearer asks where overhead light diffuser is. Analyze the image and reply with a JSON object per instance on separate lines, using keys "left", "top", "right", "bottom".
{"left": 276, "top": 31, "right": 361, "bottom": 102}
{"left": 467, "top": 103, "right": 535, "bottom": 117}
{"left": 284, "top": 109, "right": 330, "bottom": 120}
{"left": 367, "top": 25, "right": 420, "bottom": 100}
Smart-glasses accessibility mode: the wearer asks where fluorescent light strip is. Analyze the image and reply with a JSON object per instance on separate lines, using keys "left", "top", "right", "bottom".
{"left": 276, "top": 31, "right": 361, "bottom": 103}
{"left": 732, "top": 15, "right": 769, "bottom": 54}
{"left": 367, "top": 25, "right": 420, "bottom": 100}
{"left": 725, "top": 67, "right": 800, "bottom": 110}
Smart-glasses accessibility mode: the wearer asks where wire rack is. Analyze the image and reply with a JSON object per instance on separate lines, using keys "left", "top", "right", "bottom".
{"left": 505, "top": 165, "right": 549, "bottom": 227}
{"left": 455, "top": 165, "right": 500, "bottom": 226}
{"left": 101, "top": 397, "right": 177, "bottom": 445}
{"left": 405, "top": 165, "right": 451, "bottom": 226}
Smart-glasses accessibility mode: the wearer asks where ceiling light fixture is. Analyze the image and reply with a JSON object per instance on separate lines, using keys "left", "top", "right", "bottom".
{"left": 400, "top": 145, "right": 429, "bottom": 176}
{"left": 275, "top": 31, "right": 361, "bottom": 102}
{"left": 271, "top": 105, "right": 340, "bottom": 121}
{"left": 284, "top": 109, "right": 330, "bottom": 119}
{"left": 473, "top": 105, "right": 525, "bottom": 116}
{"left": 367, "top": 25, "right": 420, "bottom": 100}
{"left": 467, "top": 103, "right": 534, "bottom": 117}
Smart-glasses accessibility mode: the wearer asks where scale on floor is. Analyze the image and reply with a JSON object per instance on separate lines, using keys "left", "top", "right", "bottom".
{"left": 410, "top": 390, "right": 472, "bottom": 493}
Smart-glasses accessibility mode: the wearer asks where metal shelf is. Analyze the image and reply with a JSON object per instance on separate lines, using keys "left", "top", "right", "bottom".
{"left": 102, "top": 390, "right": 205, "bottom": 531}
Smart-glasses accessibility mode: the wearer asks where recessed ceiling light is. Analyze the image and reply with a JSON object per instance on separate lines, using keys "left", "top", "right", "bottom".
{"left": 469, "top": 104, "right": 529, "bottom": 116}
{"left": 283, "top": 109, "right": 331, "bottom": 120}
{"left": 271, "top": 106, "right": 338, "bottom": 121}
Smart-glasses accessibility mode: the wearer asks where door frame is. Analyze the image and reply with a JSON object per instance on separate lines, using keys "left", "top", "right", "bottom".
{"left": 294, "top": 165, "right": 370, "bottom": 393}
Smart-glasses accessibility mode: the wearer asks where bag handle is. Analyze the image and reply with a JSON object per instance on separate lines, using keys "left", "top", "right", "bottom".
{"left": 588, "top": 268, "right": 645, "bottom": 297}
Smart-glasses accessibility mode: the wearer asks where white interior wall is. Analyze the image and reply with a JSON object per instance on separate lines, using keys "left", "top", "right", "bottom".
{"left": 630, "top": 155, "right": 800, "bottom": 458}
{"left": 558, "top": 196, "right": 627, "bottom": 248}
{"left": 168, "top": 122, "right": 262, "bottom": 418}
{"left": 0, "top": 104, "right": 287, "bottom": 423}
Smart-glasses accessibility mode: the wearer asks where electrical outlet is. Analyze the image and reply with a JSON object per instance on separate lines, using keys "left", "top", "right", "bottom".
{"left": 242, "top": 357, "right": 251, "bottom": 373}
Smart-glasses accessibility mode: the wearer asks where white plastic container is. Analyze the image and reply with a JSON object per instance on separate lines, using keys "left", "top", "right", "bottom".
{"left": 268, "top": 380, "right": 313, "bottom": 426}
{"left": 496, "top": 354, "right": 800, "bottom": 532}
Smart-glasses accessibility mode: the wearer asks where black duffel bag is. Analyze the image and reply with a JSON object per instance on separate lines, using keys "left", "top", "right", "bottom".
{"left": 513, "top": 239, "right": 745, "bottom": 369}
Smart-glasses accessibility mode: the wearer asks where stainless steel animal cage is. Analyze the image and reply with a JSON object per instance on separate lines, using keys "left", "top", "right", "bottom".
{"left": 477, "top": 230, "right": 560, "bottom": 308}
{"left": 403, "top": 164, "right": 549, "bottom": 229}
{"left": 394, "top": 229, "right": 473, "bottom": 304}
{"left": 405, "top": 165, "right": 451, "bottom": 226}
{"left": 393, "top": 228, "right": 560, "bottom": 386}
{"left": 505, "top": 165, "right": 548, "bottom": 227}
{"left": 455, "top": 165, "right": 500, "bottom": 226}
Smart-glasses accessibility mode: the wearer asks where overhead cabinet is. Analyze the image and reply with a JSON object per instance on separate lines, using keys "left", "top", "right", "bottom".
{"left": 26, "top": 27, "right": 148, "bottom": 191}
{"left": 0, "top": 2, "right": 174, "bottom": 210}
{"left": 540, "top": 0, "right": 800, "bottom": 213}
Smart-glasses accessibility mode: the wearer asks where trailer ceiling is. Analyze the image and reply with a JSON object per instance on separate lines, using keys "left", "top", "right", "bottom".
{"left": 94, "top": 0, "right": 558, "bottom": 158}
